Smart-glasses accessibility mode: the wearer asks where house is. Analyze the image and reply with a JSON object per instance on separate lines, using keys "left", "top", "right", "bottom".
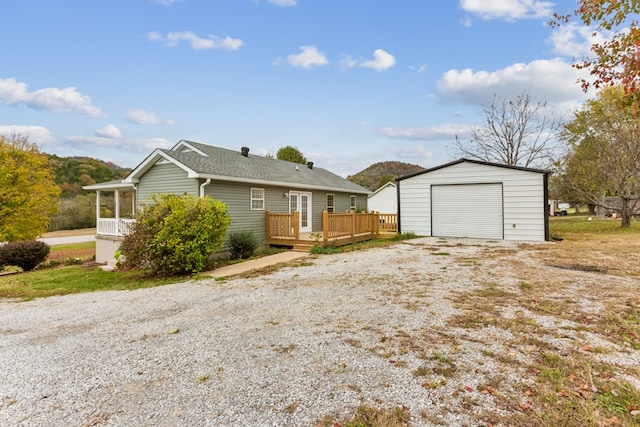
{"left": 84, "top": 140, "right": 372, "bottom": 263}
{"left": 368, "top": 181, "right": 397, "bottom": 214}
{"left": 397, "top": 159, "right": 550, "bottom": 241}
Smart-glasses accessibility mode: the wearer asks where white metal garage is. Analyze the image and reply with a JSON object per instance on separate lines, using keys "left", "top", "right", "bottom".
{"left": 397, "top": 159, "right": 549, "bottom": 241}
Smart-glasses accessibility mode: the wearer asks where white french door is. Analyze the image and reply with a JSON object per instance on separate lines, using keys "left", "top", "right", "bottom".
{"left": 289, "top": 191, "right": 312, "bottom": 233}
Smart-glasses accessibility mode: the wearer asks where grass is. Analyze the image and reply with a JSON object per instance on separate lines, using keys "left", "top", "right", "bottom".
{"left": 0, "top": 264, "right": 180, "bottom": 301}
{"left": 550, "top": 214, "right": 640, "bottom": 236}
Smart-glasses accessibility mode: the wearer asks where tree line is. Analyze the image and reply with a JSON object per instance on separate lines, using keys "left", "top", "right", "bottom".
{"left": 3, "top": 0, "right": 640, "bottom": 239}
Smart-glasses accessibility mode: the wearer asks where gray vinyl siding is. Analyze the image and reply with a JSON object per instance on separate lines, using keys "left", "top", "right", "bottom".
{"left": 204, "top": 181, "right": 291, "bottom": 246}
{"left": 136, "top": 163, "right": 198, "bottom": 206}
{"left": 399, "top": 162, "right": 546, "bottom": 241}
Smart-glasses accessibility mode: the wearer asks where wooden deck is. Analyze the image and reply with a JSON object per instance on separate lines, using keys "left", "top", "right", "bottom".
{"left": 266, "top": 210, "right": 398, "bottom": 251}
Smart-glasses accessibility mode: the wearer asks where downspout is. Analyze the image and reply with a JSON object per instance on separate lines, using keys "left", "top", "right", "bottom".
{"left": 200, "top": 178, "right": 212, "bottom": 197}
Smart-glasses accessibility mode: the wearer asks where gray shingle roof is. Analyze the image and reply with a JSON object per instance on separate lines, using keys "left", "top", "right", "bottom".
{"left": 162, "top": 141, "right": 370, "bottom": 194}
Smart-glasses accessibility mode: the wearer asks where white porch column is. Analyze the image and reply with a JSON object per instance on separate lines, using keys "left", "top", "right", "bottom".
{"left": 115, "top": 189, "right": 121, "bottom": 235}
{"left": 96, "top": 190, "right": 101, "bottom": 231}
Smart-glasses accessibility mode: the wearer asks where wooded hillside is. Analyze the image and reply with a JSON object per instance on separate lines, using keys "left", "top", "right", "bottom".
{"left": 48, "top": 154, "right": 131, "bottom": 198}
{"left": 347, "top": 161, "right": 425, "bottom": 191}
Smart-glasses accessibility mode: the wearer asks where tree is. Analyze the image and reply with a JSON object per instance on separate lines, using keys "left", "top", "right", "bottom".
{"left": 0, "top": 134, "right": 60, "bottom": 241}
{"left": 276, "top": 145, "right": 307, "bottom": 164}
{"left": 455, "top": 92, "right": 562, "bottom": 168}
{"left": 558, "top": 86, "right": 640, "bottom": 227}
{"left": 551, "top": 1, "right": 640, "bottom": 102}
{"left": 120, "top": 194, "right": 231, "bottom": 276}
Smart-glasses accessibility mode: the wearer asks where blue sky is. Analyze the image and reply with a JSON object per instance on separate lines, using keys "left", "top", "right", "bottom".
{"left": 1, "top": 0, "right": 598, "bottom": 177}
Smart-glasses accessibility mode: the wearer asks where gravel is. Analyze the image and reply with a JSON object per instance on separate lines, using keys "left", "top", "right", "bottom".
{"left": 0, "top": 237, "right": 638, "bottom": 426}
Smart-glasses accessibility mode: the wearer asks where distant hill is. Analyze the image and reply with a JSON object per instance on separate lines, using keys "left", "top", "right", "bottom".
{"left": 47, "top": 154, "right": 131, "bottom": 198}
{"left": 347, "top": 161, "right": 426, "bottom": 191}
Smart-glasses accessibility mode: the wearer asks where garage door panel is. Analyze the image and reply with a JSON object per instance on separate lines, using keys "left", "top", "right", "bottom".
{"left": 431, "top": 184, "right": 503, "bottom": 239}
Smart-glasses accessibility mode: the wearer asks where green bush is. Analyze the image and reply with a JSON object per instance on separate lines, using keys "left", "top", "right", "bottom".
{"left": 120, "top": 194, "right": 231, "bottom": 276}
{"left": 227, "top": 230, "right": 259, "bottom": 260}
{"left": 0, "top": 240, "right": 50, "bottom": 271}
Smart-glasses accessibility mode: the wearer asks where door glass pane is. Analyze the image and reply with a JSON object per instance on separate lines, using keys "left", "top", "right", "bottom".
{"left": 301, "top": 195, "right": 308, "bottom": 227}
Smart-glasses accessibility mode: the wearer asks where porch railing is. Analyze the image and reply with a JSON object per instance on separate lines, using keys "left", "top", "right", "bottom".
{"left": 266, "top": 210, "right": 397, "bottom": 246}
{"left": 97, "top": 218, "right": 136, "bottom": 237}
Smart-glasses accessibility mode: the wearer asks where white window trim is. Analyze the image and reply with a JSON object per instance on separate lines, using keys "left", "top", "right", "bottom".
{"left": 251, "top": 187, "right": 265, "bottom": 211}
{"left": 327, "top": 194, "right": 335, "bottom": 213}
{"left": 350, "top": 195, "right": 357, "bottom": 211}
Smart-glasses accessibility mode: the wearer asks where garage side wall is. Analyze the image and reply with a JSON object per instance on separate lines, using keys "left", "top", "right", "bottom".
{"left": 399, "top": 162, "right": 546, "bottom": 241}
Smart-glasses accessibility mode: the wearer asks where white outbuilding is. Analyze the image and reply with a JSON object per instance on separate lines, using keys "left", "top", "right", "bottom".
{"left": 367, "top": 181, "right": 397, "bottom": 214}
{"left": 397, "top": 159, "right": 550, "bottom": 241}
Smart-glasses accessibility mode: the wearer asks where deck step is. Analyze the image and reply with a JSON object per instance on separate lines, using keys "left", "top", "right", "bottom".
{"left": 292, "top": 243, "right": 314, "bottom": 252}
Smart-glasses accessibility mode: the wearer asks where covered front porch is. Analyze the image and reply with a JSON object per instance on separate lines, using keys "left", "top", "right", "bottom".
{"left": 82, "top": 180, "right": 136, "bottom": 264}
{"left": 266, "top": 210, "right": 398, "bottom": 251}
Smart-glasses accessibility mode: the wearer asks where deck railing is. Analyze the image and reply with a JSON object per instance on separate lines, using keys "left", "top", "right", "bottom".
{"left": 97, "top": 218, "right": 136, "bottom": 237}
{"left": 265, "top": 211, "right": 300, "bottom": 241}
{"left": 266, "top": 210, "right": 397, "bottom": 246}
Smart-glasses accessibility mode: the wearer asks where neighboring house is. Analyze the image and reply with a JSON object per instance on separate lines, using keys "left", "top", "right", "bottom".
{"left": 397, "top": 159, "right": 550, "bottom": 241}
{"left": 84, "top": 140, "right": 371, "bottom": 263}
{"left": 367, "top": 181, "right": 397, "bottom": 214}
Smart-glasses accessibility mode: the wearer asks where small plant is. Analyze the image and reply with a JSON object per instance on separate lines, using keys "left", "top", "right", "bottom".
{"left": 391, "top": 231, "right": 417, "bottom": 241}
{"left": 0, "top": 240, "right": 50, "bottom": 271}
{"left": 308, "top": 232, "right": 323, "bottom": 243}
{"left": 227, "top": 230, "right": 259, "bottom": 260}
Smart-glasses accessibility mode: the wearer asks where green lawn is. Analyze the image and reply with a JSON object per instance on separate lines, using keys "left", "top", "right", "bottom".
{"left": 0, "top": 265, "right": 180, "bottom": 301}
{"left": 549, "top": 215, "right": 640, "bottom": 235}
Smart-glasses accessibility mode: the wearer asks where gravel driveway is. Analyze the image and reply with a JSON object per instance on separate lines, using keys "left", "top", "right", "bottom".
{"left": 1, "top": 237, "right": 638, "bottom": 426}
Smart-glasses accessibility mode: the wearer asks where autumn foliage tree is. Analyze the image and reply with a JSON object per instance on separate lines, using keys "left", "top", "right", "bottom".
{"left": 0, "top": 134, "right": 60, "bottom": 241}
{"left": 551, "top": 1, "right": 640, "bottom": 102}
{"left": 557, "top": 87, "right": 640, "bottom": 227}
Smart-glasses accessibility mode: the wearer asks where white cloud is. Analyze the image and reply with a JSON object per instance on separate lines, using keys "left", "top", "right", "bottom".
{"left": 0, "top": 125, "right": 56, "bottom": 148}
{"left": 340, "top": 49, "right": 396, "bottom": 71}
{"left": 148, "top": 31, "right": 243, "bottom": 51}
{"left": 95, "top": 124, "right": 122, "bottom": 139}
{"left": 436, "top": 58, "right": 591, "bottom": 114}
{"left": 360, "top": 49, "right": 396, "bottom": 71}
{"left": 379, "top": 124, "right": 470, "bottom": 141}
{"left": 548, "top": 22, "right": 607, "bottom": 57}
{"left": 66, "top": 135, "right": 172, "bottom": 152}
{"left": 125, "top": 108, "right": 174, "bottom": 125}
{"left": 267, "top": 0, "right": 296, "bottom": 6}
{"left": 389, "top": 143, "right": 434, "bottom": 161}
{"left": 460, "top": 0, "right": 554, "bottom": 21}
{"left": 286, "top": 46, "right": 328, "bottom": 68}
{"left": 0, "top": 78, "right": 102, "bottom": 117}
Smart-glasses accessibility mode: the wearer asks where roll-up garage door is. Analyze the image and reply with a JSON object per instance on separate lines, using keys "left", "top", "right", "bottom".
{"left": 431, "top": 183, "right": 503, "bottom": 239}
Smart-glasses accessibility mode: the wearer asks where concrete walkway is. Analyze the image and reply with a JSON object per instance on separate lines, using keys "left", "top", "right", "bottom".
{"left": 203, "top": 251, "right": 310, "bottom": 278}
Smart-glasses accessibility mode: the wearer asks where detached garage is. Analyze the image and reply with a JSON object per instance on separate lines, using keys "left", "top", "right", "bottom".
{"left": 397, "top": 159, "right": 550, "bottom": 241}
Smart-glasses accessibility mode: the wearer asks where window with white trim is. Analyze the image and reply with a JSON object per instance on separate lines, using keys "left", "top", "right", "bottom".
{"left": 326, "top": 194, "right": 335, "bottom": 213}
{"left": 350, "top": 195, "right": 357, "bottom": 211}
{"left": 251, "top": 188, "right": 265, "bottom": 210}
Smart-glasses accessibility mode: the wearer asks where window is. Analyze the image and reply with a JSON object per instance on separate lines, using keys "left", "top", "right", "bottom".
{"left": 251, "top": 188, "right": 265, "bottom": 210}
{"left": 326, "top": 194, "right": 335, "bottom": 213}
{"left": 350, "top": 195, "right": 357, "bottom": 211}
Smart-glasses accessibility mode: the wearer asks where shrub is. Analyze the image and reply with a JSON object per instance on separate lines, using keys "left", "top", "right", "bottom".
{"left": 0, "top": 240, "right": 50, "bottom": 271}
{"left": 227, "top": 230, "right": 259, "bottom": 260}
{"left": 120, "top": 194, "right": 231, "bottom": 276}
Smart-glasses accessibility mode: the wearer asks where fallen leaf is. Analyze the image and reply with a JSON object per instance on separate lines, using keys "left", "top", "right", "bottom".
{"left": 603, "top": 416, "right": 622, "bottom": 426}
{"left": 168, "top": 328, "right": 180, "bottom": 334}
{"left": 464, "top": 386, "right": 474, "bottom": 392}
{"left": 582, "top": 344, "right": 593, "bottom": 352}
{"left": 519, "top": 401, "right": 531, "bottom": 411}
